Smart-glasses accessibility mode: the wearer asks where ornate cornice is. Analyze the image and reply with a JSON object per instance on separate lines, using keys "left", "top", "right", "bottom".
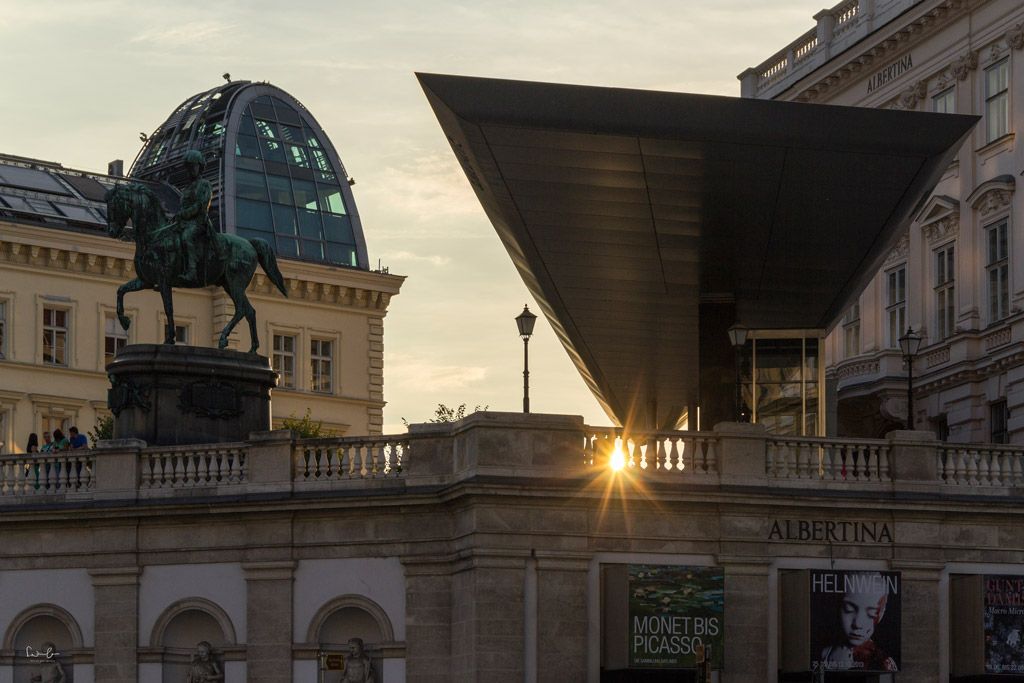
{"left": 794, "top": 0, "right": 969, "bottom": 102}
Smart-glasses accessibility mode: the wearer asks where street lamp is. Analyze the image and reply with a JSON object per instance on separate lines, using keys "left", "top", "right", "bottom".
{"left": 515, "top": 305, "right": 537, "bottom": 413}
{"left": 898, "top": 326, "right": 923, "bottom": 430}
{"left": 727, "top": 324, "right": 749, "bottom": 422}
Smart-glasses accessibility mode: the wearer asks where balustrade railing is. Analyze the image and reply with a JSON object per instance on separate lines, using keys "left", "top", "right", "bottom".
{"left": 940, "top": 445, "right": 1024, "bottom": 487}
{"left": 0, "top": 452, "right": 94, "bottom": 496}
{"left": 140, "top": 443, "right": 247, "bottom": 489}
{"left": 767, "top": 436, "right": 890, "bottom": 482}
{"left": 295, "top": 436, "right": 408, "bottom": 482}
{"left": 583, "top": 428, "right": 717, "bottom": 476}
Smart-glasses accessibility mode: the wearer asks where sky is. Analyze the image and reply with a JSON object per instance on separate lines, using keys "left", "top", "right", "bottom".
{"left": 0, "top": 0, "right": 818, "bottom": 433}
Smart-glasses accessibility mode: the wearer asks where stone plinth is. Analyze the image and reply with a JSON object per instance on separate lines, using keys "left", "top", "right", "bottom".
{"left": 107, "top": 344, "right": 277, "bottom": 446}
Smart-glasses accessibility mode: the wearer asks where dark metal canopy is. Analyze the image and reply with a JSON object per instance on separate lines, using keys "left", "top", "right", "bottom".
{"left": 418, "top": 73, "right": 976, "bottom": 429}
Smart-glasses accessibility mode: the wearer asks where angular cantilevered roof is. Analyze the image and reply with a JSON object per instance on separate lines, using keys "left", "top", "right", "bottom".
{"left": 419, "top": 73, "right": 976, "bottom": 429}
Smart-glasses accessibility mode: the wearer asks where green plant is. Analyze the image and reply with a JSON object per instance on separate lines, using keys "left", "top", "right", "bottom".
{"left": 88, "top": 414, "right": 114, "bottom": 447}
{"left": 281, "top": 408, "right": 334, "bottom": 438}
{"left": 402, "top": 403, "right": 488, "bottom": 427}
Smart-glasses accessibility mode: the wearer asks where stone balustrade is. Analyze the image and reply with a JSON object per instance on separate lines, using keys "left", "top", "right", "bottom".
{"left": 0, "top": 413, "right": 1022, "bottom": 504}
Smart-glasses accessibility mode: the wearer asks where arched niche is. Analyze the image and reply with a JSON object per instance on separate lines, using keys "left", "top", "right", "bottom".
{"left": 149, "top": 598, "right": 237, "bottom": 683}
{"left": 150, "top": 597, "right": 237, "bottom": 648}
{"left": 4, "top": 605, "right": 84, "bottom": 683}
{"left": 306, "top": 595, "right": 394, "bottom": 646}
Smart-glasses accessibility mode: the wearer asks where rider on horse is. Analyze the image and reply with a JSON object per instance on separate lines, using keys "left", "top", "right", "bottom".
{"left": 174, "top": 150, "right": 217, "bottom": 284}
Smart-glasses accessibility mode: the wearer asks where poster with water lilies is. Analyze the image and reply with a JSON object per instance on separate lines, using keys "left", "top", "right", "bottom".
{"left": 628, "top": 564, "right": 724, "bottom": 668}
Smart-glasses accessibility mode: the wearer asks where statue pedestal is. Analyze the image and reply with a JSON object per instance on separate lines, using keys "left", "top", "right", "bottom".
{"left": 107, "top": 344, "right": 277, "bottom": 446}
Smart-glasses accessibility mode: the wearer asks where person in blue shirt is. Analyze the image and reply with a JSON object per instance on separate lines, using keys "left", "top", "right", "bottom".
{"left": 68, "top": 426, "right": 88, "bottom": 450}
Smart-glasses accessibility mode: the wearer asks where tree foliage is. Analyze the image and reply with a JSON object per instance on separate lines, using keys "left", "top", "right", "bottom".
{"left": 88, "top": 414, "right": 114, "bottom": 447}
{"left": 403, "top": 403, "right": 488, "bottom": 427}
{"left": 281, "top": 408, "right": 334, "bottom": 438}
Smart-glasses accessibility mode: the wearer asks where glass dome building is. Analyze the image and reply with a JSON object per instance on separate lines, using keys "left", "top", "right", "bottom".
{"left": 129, "top": 81, "right": 368, "bottom": 269}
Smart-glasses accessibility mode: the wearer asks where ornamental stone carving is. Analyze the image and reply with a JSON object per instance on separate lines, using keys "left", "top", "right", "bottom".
{"left": 952, "top": 50, "right": 978, "bottom": 80}
{"left": 898, "top": 80, "right": 927, "bottom": 109}
{"left": 922, "top": 213, "right": 960, "bottom": 244}
{"left": 1008, "top": 23, "right": 1024, "bottom": 51}
{"left": 884, "top": 232, "right": 909, "bottom": 265}
{"left": 977, "top": 189, "right": 1012, "bottom": 217}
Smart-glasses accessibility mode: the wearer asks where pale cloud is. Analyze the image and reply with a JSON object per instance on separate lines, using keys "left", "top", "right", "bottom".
{"left": 384, "top": 251, "right": 451, "bottom": 266}
{"left": 130, "top": 21, "right": 236, "bottom": 47}
{"left": 386, "top": 354, "right": 488, "bottom": 391}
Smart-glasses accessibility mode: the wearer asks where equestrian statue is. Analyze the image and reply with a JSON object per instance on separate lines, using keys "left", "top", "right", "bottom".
{"left": 105, "top": 150, "right": 288, "bottom": 353}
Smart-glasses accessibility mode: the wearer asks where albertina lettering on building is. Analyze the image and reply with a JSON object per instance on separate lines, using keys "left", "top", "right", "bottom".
{"left": 767, "top": 519, "right": 893, "bottom": 543}
{"left": 867, "top": 53, "right": 913, "bottom": 93}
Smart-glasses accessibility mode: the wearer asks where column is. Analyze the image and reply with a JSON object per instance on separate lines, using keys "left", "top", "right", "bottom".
{"left": 243, "top": 561, "right": 295, "bottom": 683}
{"left": 89, "top": 567, "right": 140, "bottom": 683}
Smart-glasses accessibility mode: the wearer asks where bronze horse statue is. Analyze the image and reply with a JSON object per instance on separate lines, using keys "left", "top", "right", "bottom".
{"left": 105, "top": 181, "right": 288, "bottom": 354}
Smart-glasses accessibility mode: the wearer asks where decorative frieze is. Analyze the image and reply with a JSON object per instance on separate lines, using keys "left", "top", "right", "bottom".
{"left": 836, "top": 359, "right": 880, "bottom": 380}
{"left": 985, "top": 327, "right": 1012, "bottom": 351}
{"left": 885, "top": 232, "right": 909, "bottom": 265}
{"left": 922, "top": 214, "right": 960, "bottom": 245}
{"left": 977, "top": 189, "right": 1013, "bottom": 218}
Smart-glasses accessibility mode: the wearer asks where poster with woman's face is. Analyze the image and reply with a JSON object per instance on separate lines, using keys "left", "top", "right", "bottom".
{"left": 809, "top": 570, "right": 901, "bottom": 672}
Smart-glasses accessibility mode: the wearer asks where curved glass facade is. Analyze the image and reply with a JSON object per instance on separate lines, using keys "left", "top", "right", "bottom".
{"left": 129, "top": 82, "right": 367, "bottom": 269}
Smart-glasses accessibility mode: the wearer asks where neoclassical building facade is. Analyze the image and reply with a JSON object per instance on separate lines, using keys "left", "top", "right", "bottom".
{"left": 0, "top": 81, "right": 403, "bottom": 451}
{"left": 744, "top": 0, "right": 1024, "bottom": 443}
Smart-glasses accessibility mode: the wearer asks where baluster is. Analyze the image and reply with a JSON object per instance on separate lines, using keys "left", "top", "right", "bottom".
{"left": 141, "top": 455, "right": 153, "bottom": 488}
{"left": 940, "top": 449, "right": 953, "bottom": 483}
{"left": 639, "top": 438, "right": 649, "bottom": 470}
{"left": 666, "top": 437, "right": 677, "bottom": 472}
{"left": 821, "top": 445, "right": 835, "bottom": 481}
{"left": 704, "top": 438, "right": 717, "bottom": 474}
{"left": 185, "top": 452, "right": 198, "bottom": 486}
{"left": 878, "top": 447, "right": 890, "bottom": 481}
{"left": 216, "top": 450, "right": 228, "bottom": 483}
{"left": 11, "top": 460, "right": 23, "bottom": 495}
{"left": 152, "top": 455, "right": 164, "bottom": 488}
{"left": 64, "top": 456, "right": 75, "bottom": 491}
{"left": 171, "top": 454, "right": 184, "bottom": 487}
{"left": 83, "top": 457, "right": 95, "bottom": 489}
{"left": 953, "top": 449, "right": 967, "bottom": 485}
{"left": 786, "top": 442, "right": 799, "bottom": 479}
{"left": 1013, "top": 453, "right": 1024, "bottom": 487}
{"left": 373, "top": 442, "right": 383, "bottom": 476}
{"left": 238, "top": 450, "right": 248, "bottom": 481}
{"left": 583, "top": 434, "right": 594, "bottom": 466}
{"left": 991, "top": 452, "right": 1004, "bottom": 487}
{"left": 360, "top": 444, "right": 371, "bottom": 477}
{"left": 0, "top": 461, "right": 8, "bottom": 495}
{"left": 978, "top": 450, "right": 992, "bottom": 486}
{"left": 765, "top": 442, "right": 777, "bottom": 477}
{"left": 967, "top": 449, "right": 979, "bottom": 486}
{"left": 866, "top": 446, "right": 878, "bottom": 482}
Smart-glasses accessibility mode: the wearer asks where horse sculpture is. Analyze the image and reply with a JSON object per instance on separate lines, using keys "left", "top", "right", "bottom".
{"left": 105, "top": 181, "right": 288, "bottom": 354}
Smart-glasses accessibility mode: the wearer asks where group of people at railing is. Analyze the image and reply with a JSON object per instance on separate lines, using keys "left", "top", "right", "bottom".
{"left": 24, "top": 427, "right": 89, "bottom": 454}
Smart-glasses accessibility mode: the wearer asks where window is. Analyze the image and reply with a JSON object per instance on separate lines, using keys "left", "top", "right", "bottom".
{"left": 310, "top": 339, "right": 333, "bottom": 393}
{"left": 272, "top": 334, "right": 296, "bottom": 389}
{"left": 175, "top": 325, "right": 190, "bottom": 345}
{"left": 932, "top": 87, "right": 955, "bottom": 114}
{"left": 886, "top": 267, "right": 906, "bottom": 348}
{"left": 934, "top": 244, "right": 955, "bottom": 340}
{"left": 987, "top": 220, "right": 1009, "bottom": 323}
{"left": 104, "top": 313, "right": 128, "bottom": 365}
{"left": 42, "top": 307, "right": 68, "bottom": 366}
{"left": 985, "top": 59, "right": 1009, "bottom": 142}
{"left": 931, "top": 414, "right": 949, "bottom": 442}
{"left": 991, "top": 400, "right": 1009, "bottom": 444}
{"left": 842, "top": 304, "right": 860, "bottom": 358}
{"left": 0, "top": 300, "right": 6, "bottom": 359}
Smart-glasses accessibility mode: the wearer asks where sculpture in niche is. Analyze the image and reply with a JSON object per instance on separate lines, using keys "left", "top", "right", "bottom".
{"left": 185, "top": 641, "right": 223, "bottom": 683}
{"left": 343, "top": 637, "right": 373, "bottom": 682}
{"left": 105, "top": 150, "right": 288, "bottom": 353}
{"left": 29, "top": 643, "right": 65, "bottom": 683}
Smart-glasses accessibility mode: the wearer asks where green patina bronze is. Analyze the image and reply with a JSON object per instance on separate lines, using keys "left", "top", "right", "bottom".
{"left": 105, "top": 150, "right": 288, "bottom": 353}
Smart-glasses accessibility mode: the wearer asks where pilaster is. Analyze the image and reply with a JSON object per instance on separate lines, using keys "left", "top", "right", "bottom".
{"left": 243, "top": 561, "right": 295, "bottom": 683}
{"left": 89, "top": 567, "right": 140, "bottom": 683}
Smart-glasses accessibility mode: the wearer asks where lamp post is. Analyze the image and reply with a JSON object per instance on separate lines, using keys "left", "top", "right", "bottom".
{"left": 516, "top": 305, "right": 537, "bottom": 413}
{"left": 898, "top": 326, "right": 923, "bottom": 430}
{"left": 727, "top": 324, "right": 749, "bottom": 422}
